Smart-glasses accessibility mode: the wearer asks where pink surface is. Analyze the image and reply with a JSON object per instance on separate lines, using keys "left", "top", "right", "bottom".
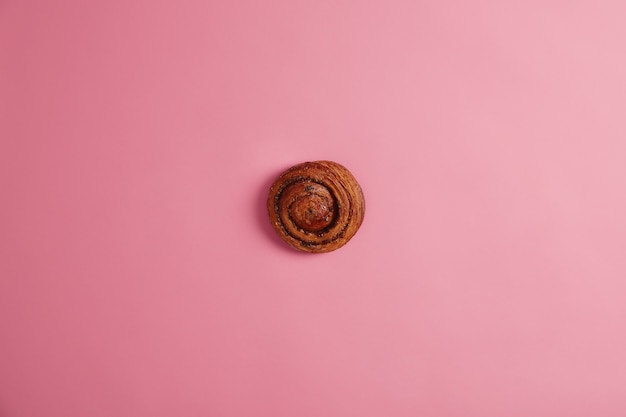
{"left": 1, "top": 1, "right": 626, "bottom": 416}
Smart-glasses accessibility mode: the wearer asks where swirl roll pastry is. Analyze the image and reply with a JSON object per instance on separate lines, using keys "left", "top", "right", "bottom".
{"left": 267, "top": 161, "right": 365, "bottom": 253}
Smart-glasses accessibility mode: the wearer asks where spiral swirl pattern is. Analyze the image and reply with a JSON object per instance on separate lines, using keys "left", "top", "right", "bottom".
{"left": 267, "top": 161, "right": 365, "bottom": 253}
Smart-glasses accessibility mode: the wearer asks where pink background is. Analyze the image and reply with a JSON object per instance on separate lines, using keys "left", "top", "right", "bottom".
{"left": 1, "top": 1, "right": 626, "bottom": 416}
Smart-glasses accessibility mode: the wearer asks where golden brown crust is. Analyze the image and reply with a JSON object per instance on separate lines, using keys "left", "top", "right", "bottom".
{"left": 267, "top": 161, "right": 365, "bottom": 253}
